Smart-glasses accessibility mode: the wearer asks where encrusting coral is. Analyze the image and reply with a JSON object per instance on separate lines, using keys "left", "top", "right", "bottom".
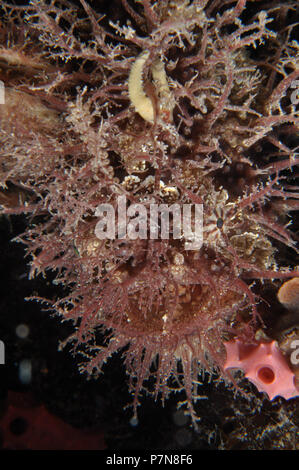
{"left": 0, "top": 0, "right": 298, "bottom": 426}
{"left": 224, "top": 339, "right": 298, "bottom": 400}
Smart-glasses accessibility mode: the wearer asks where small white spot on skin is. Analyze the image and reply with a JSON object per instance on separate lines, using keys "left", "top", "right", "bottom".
{"left": 162, "top": 313, "right": 169, "bottom": 335}
{"left": 210, "top": 263, "right": 220, "bottom": 272}
{"left": 174, "top": 253, "right": 184, "bottom": 265}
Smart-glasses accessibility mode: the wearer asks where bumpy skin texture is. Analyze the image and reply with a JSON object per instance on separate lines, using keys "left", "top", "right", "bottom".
{"left": 0, "top": 0, "right": 298, "bottom": 425}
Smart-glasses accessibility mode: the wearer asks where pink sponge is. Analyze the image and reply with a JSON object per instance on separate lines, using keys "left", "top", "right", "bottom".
{"left": 223, "top": 339, "right": 299, "bottom": 400}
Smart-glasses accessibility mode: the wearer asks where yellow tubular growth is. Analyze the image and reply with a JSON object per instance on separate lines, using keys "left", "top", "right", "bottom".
{"left": 128, "top": 50, "right": 174, "bottom": 123}
{"left": 128, "top": 50, "right": 154, "bottom": 122}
